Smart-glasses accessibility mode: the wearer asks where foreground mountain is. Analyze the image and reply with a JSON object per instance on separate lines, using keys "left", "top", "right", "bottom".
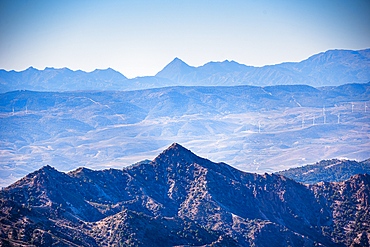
{"left": 156, "top": 49, "right": 370, "bottom": 87}
{"left": 1, "top": 49, "right": 369, "bottom": 93}
{"left": 277, "top": 159, "right": 370, "bottom": 184}
{"left": 1, "top": 83, "right": 369, "bottom": 187}
{"left": 0, "top": 143, "right": 369, "bottom": 246}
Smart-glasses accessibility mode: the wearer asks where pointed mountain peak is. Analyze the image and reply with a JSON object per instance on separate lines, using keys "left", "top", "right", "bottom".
{"left": 155, "top": 58, "right": 195, "bottom": 80}
{"left": 153, "top": 143, "right": 199, "bottom": 164}
{"left": 162, "top": 142, "right": 193, "bottom": 155}
{"left": 165, "top": 57, "right": 191, "bottom": 68}
{"left": 151, "top": 143, "right": 244, "bottom": 180}
{"left": 38, "top": 165, "right": 58, "bottom": 173}
{"left": 171, "top": 57, "right": 186, "bottom": 64}
{"left": 166, "top": 142, "right": 190, "bottom": 152}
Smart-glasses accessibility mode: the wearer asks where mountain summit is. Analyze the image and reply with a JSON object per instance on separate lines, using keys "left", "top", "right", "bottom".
{"left": 153, "top": 142, "right": 202, "bottom": 165}
{"left": 0, "top": 143, "right": 369, "bottom": 246}
{"left": 155, "top": 58, "right": 195, "bottom": 82}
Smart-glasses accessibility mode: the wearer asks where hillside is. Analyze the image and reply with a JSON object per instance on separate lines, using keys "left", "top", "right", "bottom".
{"left": 1, "top": 49, "right": 369, "bottom": 93}
{"left": 0, "top": 143, "right": 369, "bottom": 246}
{"left": 0, "top": 83, "right": 369, "bottom": 187}
{"left": 276, "top": 159, "right": 370, "bottom": 184}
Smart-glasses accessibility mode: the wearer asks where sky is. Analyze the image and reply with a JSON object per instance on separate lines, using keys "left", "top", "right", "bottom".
{"left": 0, "top": 0, "right": 369, "bottom": 78}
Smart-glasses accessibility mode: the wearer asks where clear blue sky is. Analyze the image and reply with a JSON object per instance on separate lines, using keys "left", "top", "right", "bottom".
{"left": 0, "top": 0, "right": 369, "bottom": 78}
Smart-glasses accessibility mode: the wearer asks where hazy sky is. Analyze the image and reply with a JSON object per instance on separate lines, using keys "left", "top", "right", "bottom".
{"left": 0, "top": 0, "right": 369, "bottom": 78}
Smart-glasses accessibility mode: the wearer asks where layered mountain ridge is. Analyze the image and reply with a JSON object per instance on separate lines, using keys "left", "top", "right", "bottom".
{"left": 156, "top": 49, "right": 370, "bottom": 87}
{"left": 1, "top": 82, "right": 369, "bottom": 188}
{"left": 1, "top": 143, "right": 369, "bottom": 246}
{"left": 277, "top": 159, "right": 370, "bottom": 184}
{"left": 1, "top": 48, "right": 369, "bottom": 93}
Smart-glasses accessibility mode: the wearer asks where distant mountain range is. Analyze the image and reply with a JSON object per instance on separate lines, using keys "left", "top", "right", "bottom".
{"left": 1, "top": 143, "right": 369, "bottom": 246}
{"left": 0, "top": 67, "right": 178, "bottom": 93}
{"left": 1, "top": 48, "right": 369, "bottom": 93}
{"left": 157, "top": 49, "right": 370, "bottom": 87}
{"left": 277, "top": 159, "right": 370, "bottom": 184}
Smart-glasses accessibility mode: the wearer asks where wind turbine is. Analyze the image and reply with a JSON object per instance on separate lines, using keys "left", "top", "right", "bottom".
{"left": 352, "top": 103, "right": 354, "bottom": 113}
{"left": 323, "top": 106, "right": 326, "bottom": 124}
{"left": 258, "top": 121, "right": 261, "bottom": 133}
{"left": 337, "top": 113, "right": 340, "bottom": 124}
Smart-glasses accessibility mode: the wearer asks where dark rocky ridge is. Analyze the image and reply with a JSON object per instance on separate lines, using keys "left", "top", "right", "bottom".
{"left": 0, "top": 143, "right": 369, "bottom": 246}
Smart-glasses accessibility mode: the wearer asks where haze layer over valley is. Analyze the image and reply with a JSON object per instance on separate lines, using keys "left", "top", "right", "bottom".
{"left": 1, "top": 83, "right": 369, "bottom": 187}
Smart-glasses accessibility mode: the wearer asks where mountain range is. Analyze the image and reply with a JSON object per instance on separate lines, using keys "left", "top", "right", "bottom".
{"left": 1, "top": 48, "right": 369, "bottom": 93}
{"left": 277, "top": 159, "right": 370, "bottom": 184}
{"left": 1, "top": 83, "right": 369, "bottom": 188}
{"left": 156, "top": 49, "right": 370, "bottom": 87}
{"left": 1, "top": 143, "right": 369, "bottom": 246}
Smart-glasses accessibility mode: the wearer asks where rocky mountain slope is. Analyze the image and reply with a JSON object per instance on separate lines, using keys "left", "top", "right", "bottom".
{"left": 1, "top": 49, "right": 369, "bottom": 93}
{"left": 0, "top": 143, "right": 369, "bottom": 246}
{"left": 277, "top": 159, "right": 370, "bottom": 184}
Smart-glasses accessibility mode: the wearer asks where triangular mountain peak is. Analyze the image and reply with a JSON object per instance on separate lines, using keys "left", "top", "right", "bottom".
{"left": 158, "top": 142, "right": 195, "bottom": 157}
{"left": 153, "top": 143, "right": 200, "bottom": 165}
{"left": 172, "top": 57, "right": 184, "bottom": 62}
{"left": 170, "top": 57, "right": 188, "bottom": 65}
{"left": 162, "top": 57, "right": 192, "bottom": 69}
{"left": 164, "top": 142, "right": 192, "bottom": 154}
{"left": 151, "top": 143, "right": 239, "bottom": 176}
{"left": 155, "top": 58, "right": 195, "bottom": 80}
